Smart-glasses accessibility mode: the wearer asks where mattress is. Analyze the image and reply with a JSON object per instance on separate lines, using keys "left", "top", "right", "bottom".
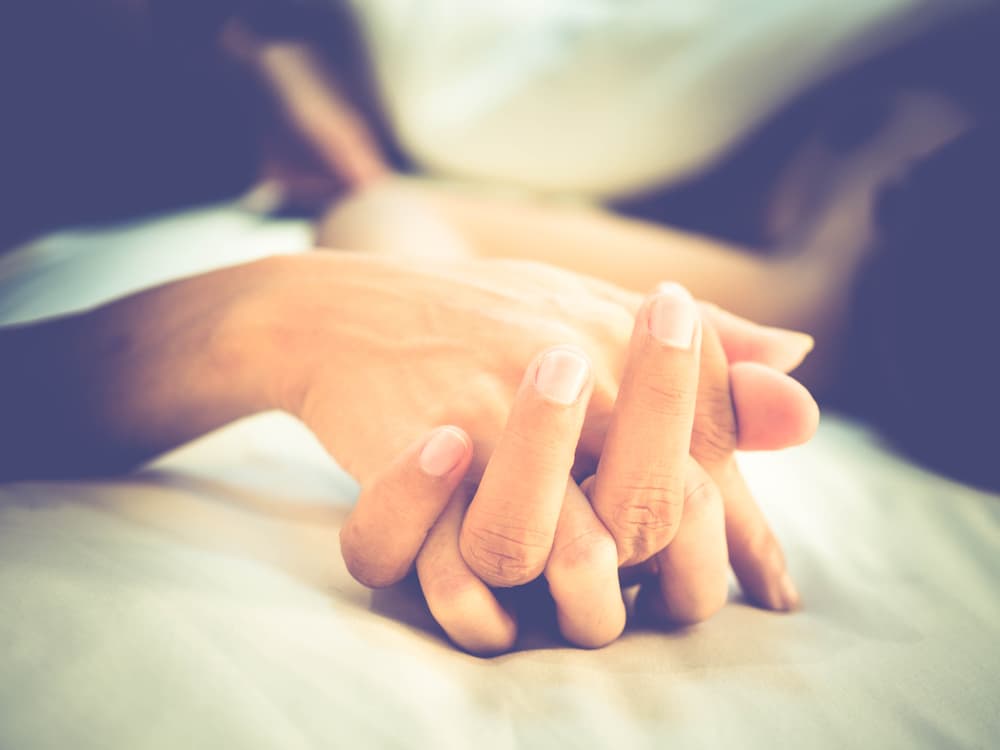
{"left": 1, "top": 206, "right": 997, "bottom": 749}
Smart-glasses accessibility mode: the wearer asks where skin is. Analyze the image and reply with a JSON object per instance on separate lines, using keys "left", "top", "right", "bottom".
{"left": 313, "top": 184, "right": 821, "bottom": 651}
{"left": 316, "top": 178, "right": 841, "bottom": 390}
{"left": 223, "top": 23, "right": 391, "bottom": 205}
{"left": 341, "top": 287, "right": 816, "bottom": 654}
{"left": 0, "top": 6, "right": 819, "bottom": 654}
{"left": 0, "top": 255, "right": 815, "bottom": 637}
{"left": 316, "top": 87, "right": 970, "bottom": 391}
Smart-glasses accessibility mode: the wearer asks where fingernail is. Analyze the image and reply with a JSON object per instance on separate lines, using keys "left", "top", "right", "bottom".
{"left": 535, "top": 348, "right": 590, "bottom": 405}
{"left": 650, "top": 283, "right": 698, "bottom": 349}
{"left": 419, "top": 427, "right": 469, "bottom": 477}
{"left": 778, "top": 571, "right": 801, "bottom": 611}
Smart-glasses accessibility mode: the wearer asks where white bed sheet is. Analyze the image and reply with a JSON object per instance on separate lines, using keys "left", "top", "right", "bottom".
{"left": 1, "top": 208, "right": 997, "bottom": 749}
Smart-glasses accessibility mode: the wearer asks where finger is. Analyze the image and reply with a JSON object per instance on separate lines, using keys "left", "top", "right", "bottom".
{"left": 591, "top": 283, "right": 702, "bottom": 566}
{"left": 583, "top": 472, "right": 658, "bottom": 590}
{"left": 340, "top": 426, "right": 472, "bottom": 588}
{"left": 581, "top": 283, "right": 818, "bottom": 455}
{"left": 575, "top": 278, "right": 814, "bottom": 374}
{"left": 692, "top": 318, "right": 800, "bottom": 611}
{"left": 460, "top": 346, "right": 593, "bottom": 587}
{"left": 730, "top": 362, "right": 819, "bottom": 451}
{"left": 716, "top": 458, "right": 800, "bottom": 611}
{"left": 690, "top": 318, "right": 740, "bottom": 466}
{"left": 416, "top": 490, "right": 518, "bottom": 656}
{"left": 692, "top": 317, "right": 818, "bottom": 456}
{"left": 651, "top": 459, "right": 729, "bottom": 625}
{"left": 699, "top": 302, "right": 814, "bottom": 373}
{"left": 545, "top": 482, "right": 626, "bottom": 648}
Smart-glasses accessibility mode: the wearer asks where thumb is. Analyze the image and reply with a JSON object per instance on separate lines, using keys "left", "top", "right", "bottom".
{"left": 731, "top": 362, "right": 820, "bottom": 451}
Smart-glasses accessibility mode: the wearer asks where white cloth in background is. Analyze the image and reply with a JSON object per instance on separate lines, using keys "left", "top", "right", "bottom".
{"left": 350, "top": 0, "right": 982, "bottom": 197}
{"left": 0, "top": 207, "right": 998, "bottom": 749}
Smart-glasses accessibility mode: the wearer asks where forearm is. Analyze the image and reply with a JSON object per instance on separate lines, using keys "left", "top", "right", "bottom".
{"left": 0, "top": 258, "right": 284, "bottom": 480}
{"left": 318, "top": 178, "right": 844, "bottom": 388}
{"left": 412, "top": 182, "right": 821, "bottom": 330}
{"left": 445, "top": 193, "right": 848, "bottom": 388}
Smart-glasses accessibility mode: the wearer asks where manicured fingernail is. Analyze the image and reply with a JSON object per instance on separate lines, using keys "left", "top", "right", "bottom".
{"left": 419, "top": 427, "right": 469, "bottom": 477}
{"left": 535, "top": 348, "right": 590, "bottom": 405}
{"left": 650, "top": 283, "right": 698, "bottom": 349}
{"left": 778, "top": 571, "right": 801, "bottom": 611}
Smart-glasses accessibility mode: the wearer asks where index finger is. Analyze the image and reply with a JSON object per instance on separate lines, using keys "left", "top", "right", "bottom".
{"left": 340, "top": 425, "right": 473, "bottom": 588}
{"left": 460, "top": 346, "right": 594, "bottom": 587}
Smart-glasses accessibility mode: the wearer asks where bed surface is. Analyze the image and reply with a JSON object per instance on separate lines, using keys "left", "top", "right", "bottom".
{"left": 1, "top": 207, "right": 997, "bottom": 749}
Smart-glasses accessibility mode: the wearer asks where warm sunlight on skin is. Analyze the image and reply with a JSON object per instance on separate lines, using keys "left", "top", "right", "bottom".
{"left": 0, "top": 250, "right": 817, "bottom": 652}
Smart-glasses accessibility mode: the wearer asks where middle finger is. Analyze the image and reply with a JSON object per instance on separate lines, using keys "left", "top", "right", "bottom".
{"left": 590, "top": 283, "right": 702, "bottom": 567}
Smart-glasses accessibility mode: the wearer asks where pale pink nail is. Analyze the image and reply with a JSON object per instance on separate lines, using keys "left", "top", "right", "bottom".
{"left": 649, "top": 283, "right": 698, "bottom": 349}
{"left": 419, "top": 427, "right": 469, "bottom": 477}
{"left": 534, "top": 348, "right": 590, "bottom": 405}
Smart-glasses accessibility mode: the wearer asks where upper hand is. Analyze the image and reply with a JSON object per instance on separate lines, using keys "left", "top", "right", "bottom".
{"left": 334, "top": 282, "right": 817, "bottom": 652}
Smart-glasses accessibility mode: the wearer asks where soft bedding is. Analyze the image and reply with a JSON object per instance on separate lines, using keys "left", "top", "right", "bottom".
{"left": 349, "top": 0, "right": 986, "bottom": 197}
{"left": 1, "top": 207, "right": 998, "bottom": 749}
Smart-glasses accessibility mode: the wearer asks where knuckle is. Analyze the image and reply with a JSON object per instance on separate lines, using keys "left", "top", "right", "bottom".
{"left": 693, "top": 386, "right": 738, "bottom": 461}
{"left": 460, "top": 521, "right": 550, "bottom": 587}
{"left": 588, "top": 301, "right": 634, "bottom": 349}
{"left": 421, "top": 569, "right": 518, "bottom": 656}
{"left": 692, "top": 418, "right": 737, "bottom": 463}
{"left": 609, "top": 477, "right": 684, "bottom": 558}
{"left": 422, "top": 569, "right": 484, "bottom": 608}
{"left": 684, "top": 477, "right": 722, "bottom": 512}
{"left": 339, "top": 526, "right": 402, "bottom": 589}
{"left": 504, "top": 424, "right": 551, "bottom": 457}
{"left": 548, "top": 529, "right": 619, "bottom": 579}
{"left": 634, "top": 380, "right": 691, "bottom": 419}
{"left": 435, "top": 379, "right": 510, "bottom": 431}
{"left": 539, "top": 320, "right": 588, "bottom": 353}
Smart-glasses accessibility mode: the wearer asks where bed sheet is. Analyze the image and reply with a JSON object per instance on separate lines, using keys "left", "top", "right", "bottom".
{"left": 1, "top": 207, "right": 997, "bottom": 749}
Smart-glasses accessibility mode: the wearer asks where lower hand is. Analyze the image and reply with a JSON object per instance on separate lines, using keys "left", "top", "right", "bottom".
{"left": 339, "top": 285, "right": 817, "bottom": 653}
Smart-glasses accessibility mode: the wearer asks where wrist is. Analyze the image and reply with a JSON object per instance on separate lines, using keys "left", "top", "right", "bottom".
{"left": 80, "top": 260, "right": 287, "bottom": 458}
{"left": 224, "top": 252, "right": 372, "bottom": 418}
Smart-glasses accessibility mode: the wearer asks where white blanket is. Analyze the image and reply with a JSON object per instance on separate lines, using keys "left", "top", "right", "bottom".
{"left": 1, "top": 208, "right": 998, "bottom": 749}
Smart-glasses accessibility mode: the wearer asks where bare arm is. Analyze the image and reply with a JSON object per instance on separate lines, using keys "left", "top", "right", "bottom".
{"left": 318, "top": 178, "right": 844, "bottom": 387}
{"left": 0, "top": 261, "right": 275, "bottom": 479}
{"left": 319, "top": 178, "right": 837, "bottom": 337}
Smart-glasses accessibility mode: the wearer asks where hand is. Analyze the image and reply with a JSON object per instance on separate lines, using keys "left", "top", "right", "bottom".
{"left": 0, "top": 249, "right": 811, "bottom": 616}
{"left": 0, "top": 247, "right": 808, "bottom": 592}
{"left": 258, "top": 254, "right": 814, "bottom": 556}
{"left": 339, "top": 285, "right": 817, "bottom": 653}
